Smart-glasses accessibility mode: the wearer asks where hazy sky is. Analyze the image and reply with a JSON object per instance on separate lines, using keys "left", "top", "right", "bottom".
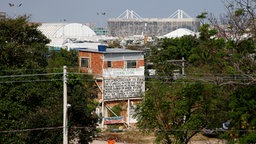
{"left": 0, "top": 0, "right": 226, "bottom": 26}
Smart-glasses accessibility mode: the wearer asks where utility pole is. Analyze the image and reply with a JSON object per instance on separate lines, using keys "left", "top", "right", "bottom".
{"left": 167, "top": 57, "right": 186, "bottom": 75}
{"left": 63, "top": 66, "right": 68, "bottom": 144}
{"left": 127, "top": 98, "right": 130, "bottom": 128}
{"left": 101, "top": 78, "right": 105, "bottom": 129}
{"left": 182, "top": 57, "right": 185, "bottom": 75}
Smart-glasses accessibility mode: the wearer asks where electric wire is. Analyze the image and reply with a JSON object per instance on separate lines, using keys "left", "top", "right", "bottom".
{"left": 0, "top": 67, "right": 254, "bottom": 81}
{"left": 0, "top": 68, "right": 62, "bottom": 72}
{"left": 0, "top": 126, "right": 254, "bottom": 133}
{"left": 0, "top": 126, "right": 95, "bottom": 133}
{"left": 0, "top": 73, "right": 62, "bottom": 78}
{"left": 0, "top": 79, "right": 62, "bottom": 84}
{"left": 0, "top": 126, "right": 63, "bottom": 133}
{"left": 0, "top": 75, "right": 254, "bottom": 84}
{"left": 0, "top": 69, "right": 255, "bottom": 134}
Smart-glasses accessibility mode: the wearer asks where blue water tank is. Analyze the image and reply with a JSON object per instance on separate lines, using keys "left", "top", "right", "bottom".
{"left": 98, "top": 45, "right": 107, "bottom": 52}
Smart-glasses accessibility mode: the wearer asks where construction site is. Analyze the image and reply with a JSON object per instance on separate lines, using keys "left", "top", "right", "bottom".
{"left": 107, "top": 9, "right": 200, "bottom": 37}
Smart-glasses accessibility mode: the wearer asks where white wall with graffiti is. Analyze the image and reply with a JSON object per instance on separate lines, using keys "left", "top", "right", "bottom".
{"left": 104, "top": 76, "right": 145, "bottom": 100}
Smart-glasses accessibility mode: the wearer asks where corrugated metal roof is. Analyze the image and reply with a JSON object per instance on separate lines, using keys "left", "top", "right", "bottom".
{"left": 79, "top": 48, "right": 143, "bottom": 54}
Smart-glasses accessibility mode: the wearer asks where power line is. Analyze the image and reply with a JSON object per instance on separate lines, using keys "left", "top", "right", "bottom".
{"left": 0, "top": 73, "right": 62, "bottom": 78}
{"left": 0, "top": 79, "right": 62, "bottom": 84}
{"left": 0, "top": 126, "right": 96, "bottom": 133}
{"left": 0, "top": 68, "right": 253, "bottom": 85}
{"left": 0, "top": 68, "right": 62, "bottom": 72}
{"left": 0, "top": 67, "right": 85, "bottom": 73}
{"left": 131, "top": 128, "right": 256, "bottom": 132}
{"left": 0, "top": 126, "right": 254, "bottom": 133}
{"left": 0, "top": 67, "right": 255, "bottom": 78}
{"left": 0, "top": 73, "right": 253, "bottom": 80}
{"left": 0, "top": 78, "right": 252, "bottom": 85}
{"left": 0, "top": 126, "right": 63, "bottom": 133}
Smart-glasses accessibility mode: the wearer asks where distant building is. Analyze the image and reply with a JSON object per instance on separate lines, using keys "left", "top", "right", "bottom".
{"left": 108, "top": 9, "right": 200, "bottom": 37}
{"left": 158, "top": 28, "right": 198, "bottom": 38}
{"left": 78, "top": 46, "right": 145, "bottom": 128}
{"left": 0, "top": 12, "right": 6, "bottom": 20}
{"left": 93, "top": 27, "right": 108, "bottom": 36}
{"left": 38, "top": 23, "right": 98, "bottom": 50}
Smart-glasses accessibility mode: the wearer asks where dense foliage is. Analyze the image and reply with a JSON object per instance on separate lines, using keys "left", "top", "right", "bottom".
{"left": 136, "top": 1, "right": 256, "bottom": 143}
{"left": 0, "top": 16, "right": 98, "bottom": 143}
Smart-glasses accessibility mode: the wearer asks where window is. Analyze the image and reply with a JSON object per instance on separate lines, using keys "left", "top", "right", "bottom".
{"left": 107, "top": 61, "right": 112, "bottom": 68}
{"left": 127, "top": 60, "right": 136, "bottom": 68}
{"left": 81, "top": 58, "right": 89, "bottom": 68}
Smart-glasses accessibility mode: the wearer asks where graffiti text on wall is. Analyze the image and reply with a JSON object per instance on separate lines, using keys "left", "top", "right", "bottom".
{"left": 104, "top": 77, "right": 144, "bottom": 100}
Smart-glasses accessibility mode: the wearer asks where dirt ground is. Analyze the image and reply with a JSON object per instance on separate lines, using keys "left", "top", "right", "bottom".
{"left": 93, "top": 130, "right": 154, "bottom": 144}
{"left": 92, "top": 130, "right": 227, "bottom": 144}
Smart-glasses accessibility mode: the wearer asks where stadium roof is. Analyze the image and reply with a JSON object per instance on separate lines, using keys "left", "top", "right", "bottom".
{"left": 161, "top": 28, "right": 197, "bottom": 38}
{"left": 38, "top": 23, "right": 96, "bottom": 46}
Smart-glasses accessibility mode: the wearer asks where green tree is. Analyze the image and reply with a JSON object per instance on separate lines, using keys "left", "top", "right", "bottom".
{"left": 208, "top": 0, "right": 256, "bottom": 76}
{"left": 135, "top": 80, "right": 174, "bottom": 144}
{"left": 171, "top": 82, "right": 207, "bottom": 144}
{"left": 188, "top": 24, "right": 229, "bottom": 73}
{"left": 226, "top": 85, "right": 256, "bottom": 143}
{"left": 41, "top": 49, "right": 99, "bottom": 144}
{"left": 66, "top": 69, "right": 99, "bottom": 143}
{"left": 150, "top": 35, "right": 199, "bottom": 79}
{"left": 0, "top": 16, "right": 51, "bottom": 143}
{"left": 136, "top": 79, "right": 226, "bottom": 144}
{"left": 207, "top": 2, "right": 256, "bottom": 142}
{"left": 0, "top": 16, "right": 98, "bottom": 143}
{"left": 156, "top": 35, "right": 199, "bottom": 61}
{"left": 140, "top": 1, "right": 256, "bottom": 143}
{"left": 47, "top": 49, "right": 78, "bottom": 69}
{"left": 0, "top": 16, "right": 49, "bottom": 70}
{"left": 140, "top": 19, "right": 232, "bottom": 143}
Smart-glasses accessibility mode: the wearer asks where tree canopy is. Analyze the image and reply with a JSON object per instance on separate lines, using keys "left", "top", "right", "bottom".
{"left": 136, "top": 1, "right": 256, "bottom": 143}
{"left": 0, "top": 16, "right": 98, "bottom": 143}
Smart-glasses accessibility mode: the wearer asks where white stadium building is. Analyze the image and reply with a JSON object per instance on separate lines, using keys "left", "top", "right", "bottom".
{"left": 38, "top": 23, "right": 101, "bottom": 50}
{"left": 108, "top": 9, "right": 200, "bottom": 37}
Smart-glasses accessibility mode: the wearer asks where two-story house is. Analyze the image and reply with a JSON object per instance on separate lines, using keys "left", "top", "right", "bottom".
{"left": 78, "top": 45, "right": 145, "bottom": 128}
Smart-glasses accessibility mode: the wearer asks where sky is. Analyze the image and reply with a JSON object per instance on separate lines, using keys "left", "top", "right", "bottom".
{"left": 0, "top": 0, "right": 227, "bottom": 27}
